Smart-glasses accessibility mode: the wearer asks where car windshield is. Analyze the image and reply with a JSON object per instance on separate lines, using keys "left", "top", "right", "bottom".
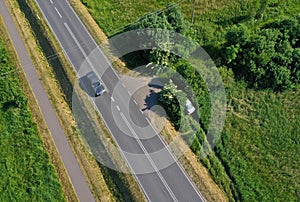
{"left": 92, "top": 81, "right": 100, "bottom": 88}
{"left": 187, "top": 104, "right": 194, "bottom": 110}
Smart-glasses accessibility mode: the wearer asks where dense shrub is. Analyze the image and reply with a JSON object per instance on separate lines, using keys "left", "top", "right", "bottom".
{"left": 222, "top": 16, "right": 300, "bottom": 91}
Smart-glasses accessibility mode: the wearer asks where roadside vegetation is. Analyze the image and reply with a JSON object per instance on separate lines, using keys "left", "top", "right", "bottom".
{"left": 0, "top": 17, "right": 65, "bottom": 201}
{"left": 80, "top": 0, "right": 300, "bottom": 201}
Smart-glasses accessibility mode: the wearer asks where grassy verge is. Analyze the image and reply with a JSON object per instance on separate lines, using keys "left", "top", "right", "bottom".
{"left": 4, "top": 0, "right": 114, "bottom": 201}
{"left": 0, "top": 16, "right": 65, "bottom": 201}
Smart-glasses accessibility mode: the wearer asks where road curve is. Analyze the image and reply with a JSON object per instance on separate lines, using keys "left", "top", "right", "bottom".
{"left": 35, "top": 0, "right": 206, "bottom": 201}
{"left": 0, "top": 1, "right": 95, "bottom": 201}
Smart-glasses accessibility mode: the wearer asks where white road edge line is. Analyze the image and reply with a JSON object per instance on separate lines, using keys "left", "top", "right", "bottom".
{"left": 111, "top": 97, "right": 115, "bottom": 102}
{"left": 54, "top": 7, "right": 62, "bottom": 18}
{"left": 63, "top": 0, "right": 121, "bottom": 80}
{"left": 147, "top": 119, "right": 206, "bottom": 201}
{"left": 116, "top": 105, "right": 120, "bottom": 111}
{"left": 50, "top": 0, "right": 53, "bottom": 4}
{"left": 120, "top": 112, "right": 178, "bottom": 202}
{"left": 64, "top": 23, "right": 106, "bottom": 89}
{"left": 87, "top": 100, "right": 152, "bottom": 202}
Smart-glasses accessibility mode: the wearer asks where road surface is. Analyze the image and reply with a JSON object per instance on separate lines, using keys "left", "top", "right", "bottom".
{"left": 0, "top": 1, "right": 95, "bottom": 201}
{"left": 35, "top": 0, "right": 206, "bottom": 201}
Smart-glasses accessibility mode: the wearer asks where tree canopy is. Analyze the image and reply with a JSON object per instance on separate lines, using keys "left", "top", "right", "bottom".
{"left": 222, "top": 17, "right": 300, "bottom": 90}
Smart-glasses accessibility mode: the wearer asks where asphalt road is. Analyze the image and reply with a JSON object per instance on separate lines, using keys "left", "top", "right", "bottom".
{"left": 0, "top": 1, "right": 95, "bottom": 201}
{"left": 35, "top": 0, "right": 206, "bottom": 201}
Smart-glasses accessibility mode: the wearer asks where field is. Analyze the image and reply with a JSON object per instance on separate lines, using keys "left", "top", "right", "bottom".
{"left": 79, "top": 0, "right": 300, "bottom": 201}
{"left": 0, "top": 19, "right": 65, "bottom": 201}
{"left": 217, "top": 82, "right": 300, "bottom": 201}
{"left": 80, "top": 0, "right": 300, "bottom": 37}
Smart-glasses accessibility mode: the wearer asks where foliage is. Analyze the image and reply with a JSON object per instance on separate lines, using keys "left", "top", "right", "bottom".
{"left": 158, "top": 80, "right": 185, "bottom": 130}
{"left": 126, "top": 3, "right": 189, "bottom": 68}
{"left": 82, "top": 0, "right": 300, "bottom": 90}
{"left": 222, "top": 17, "right": 300, "bottom": 90}
{"left": 0, "top": 36, "right": 65, "bottom": 201}
{"left": 81, "top": 0, "right": 300, "bottom": 201}
{"left": 175, "top": 61, "right": 206, "bottom": 99}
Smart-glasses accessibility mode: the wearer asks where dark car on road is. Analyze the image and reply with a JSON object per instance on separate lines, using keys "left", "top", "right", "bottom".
{"left": 86, "top": 71, "right": 105, "bottom": 96}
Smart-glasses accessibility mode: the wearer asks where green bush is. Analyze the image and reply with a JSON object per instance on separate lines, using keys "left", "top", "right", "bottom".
{"left": 222, "top": 17, "right": 300, "bottom": 90}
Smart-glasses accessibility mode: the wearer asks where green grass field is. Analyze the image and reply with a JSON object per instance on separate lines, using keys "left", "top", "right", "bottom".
{"left": 0, "top": 26, "right": 65, "bottom": 201}
{"left": 80, "top": 0, "right": 300, "bottom": 201}
{"left": 81, "top": 0, "right": 300, "bottom": 37}
{"left": 217, "top": 83, "right": 300, "bottom": 201}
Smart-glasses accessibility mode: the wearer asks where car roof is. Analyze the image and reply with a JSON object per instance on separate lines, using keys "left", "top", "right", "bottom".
{"left": 186, "top": 99, "right": 192, "bottom": 105}
{"left": 86, "top": 72, "right": 100, "bottom": 84}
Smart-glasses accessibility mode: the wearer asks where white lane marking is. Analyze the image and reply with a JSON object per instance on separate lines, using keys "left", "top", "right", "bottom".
{"left": 147, "top": 120, "right": 206, "bottom": 201}
{"left": 54, "top": 7, "right": 62, "bottom": 18}
{"left": 128, "top": 91, "right": 132, "bottom": 96}
{"left": 133, "top": 99, "right": 138, "bottom": 105}
{"left": 64, "top": 22, "right": 108, "bottom": 92}
{"left": 120, "top": 112, "right": 178, "bottom": 202}
{"left": 50, "top": 0, "right": 53, "bottom": 4}
{"left": 62, "top": 0, "right": 121, "bottom": 80}
{"left": 139, "top": 109, "right": 143, "bottom": 114}
{"left": 64, "top": 23, "right": 169, "bottom": 199}
{"left": 146, "top": 117, "right": 151, "bottom": 123}
{"left": 89, "top": 104, "right": 151, "bottom": 202}
{"left": 111, "top": 97, "right": 115, "bottom": 102}
{"left": 122, "top": 83, "right": 126, "bottom": 87}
